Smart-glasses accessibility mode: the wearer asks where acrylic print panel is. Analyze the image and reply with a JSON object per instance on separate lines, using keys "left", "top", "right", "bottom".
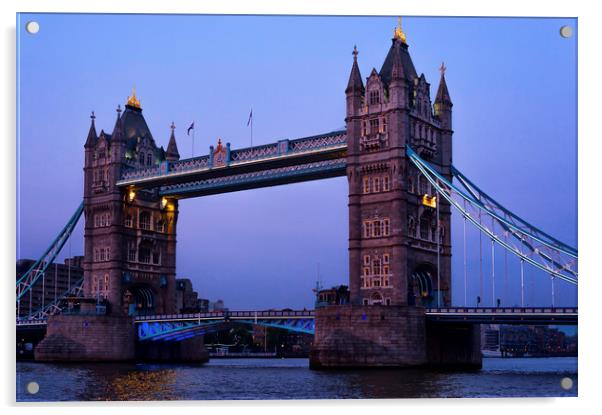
{"left": 16, "top": 13, "right": 577, "bottom": 401}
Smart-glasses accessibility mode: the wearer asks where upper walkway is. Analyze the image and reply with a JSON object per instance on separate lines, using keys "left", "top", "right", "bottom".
{"left": 116, "top": 130, "right": 347, "bottom": 198}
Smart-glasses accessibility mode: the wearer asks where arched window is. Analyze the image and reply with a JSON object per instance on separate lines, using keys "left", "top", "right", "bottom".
{"left": 420, "top": 212, "right": 430, "bottom": 240}
{"left": 147, "top": 153, "right": 153, "bottom": 166}
{"left": 139, "top": 152, "right": 145, "bottom": 165}
{"left": 139, "top": 211, "right": 151, "bottom": 230}
{"left": 371, "top": 292, "right": 383, "bottom": 305}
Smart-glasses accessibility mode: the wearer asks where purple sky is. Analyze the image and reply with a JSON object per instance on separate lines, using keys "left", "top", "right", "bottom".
{"left": 17, "top": 14, "right": 577, "bottom": 309}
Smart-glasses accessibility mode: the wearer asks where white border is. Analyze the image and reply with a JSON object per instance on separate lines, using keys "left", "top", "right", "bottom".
{"left": 2, "top": 0, "right": 600, "bottom": 413}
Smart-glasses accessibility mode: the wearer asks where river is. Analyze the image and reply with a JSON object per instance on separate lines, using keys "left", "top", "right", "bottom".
{"left": 16, "top": 357, "right": 577, "bottom": 401}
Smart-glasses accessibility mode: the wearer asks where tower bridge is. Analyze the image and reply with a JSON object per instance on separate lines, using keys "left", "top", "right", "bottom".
{"left": 17, "top": 20, "right": 577, "bottom": 368}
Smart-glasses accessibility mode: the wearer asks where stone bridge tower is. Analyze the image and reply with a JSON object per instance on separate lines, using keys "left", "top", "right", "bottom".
{"left": 82, "top": 92, "right": 179, "bottom": 316}
{"left": 345, "top": 24, "right": 453, "bottom": 309}
{"left": 310, "top": 22, "right": 474, "bottom": 369}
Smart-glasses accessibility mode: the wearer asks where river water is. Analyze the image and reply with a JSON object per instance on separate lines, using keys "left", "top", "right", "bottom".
{"left": 16, "top": 357, "right": 577, "bottom": 401}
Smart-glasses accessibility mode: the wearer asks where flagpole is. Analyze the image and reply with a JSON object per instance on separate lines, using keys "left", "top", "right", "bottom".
{"left": 192, "top": 121, "right": 195, "bottom": 157}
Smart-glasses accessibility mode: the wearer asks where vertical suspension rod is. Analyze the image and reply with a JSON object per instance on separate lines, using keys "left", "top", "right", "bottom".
{"left": 463, "top": 199, "right": 468, "bottom": 307}
{"left": 491, "top": 217, "right": 496, "bottom": 307}
{"left": 436, "top": 189, "right": 441, "bottom": 307}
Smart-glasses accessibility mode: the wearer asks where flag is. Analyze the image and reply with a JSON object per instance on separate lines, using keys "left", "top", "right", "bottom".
{"left": 246, "top": 109, "right": 253, "bottom": 126}
{"left": 187, "top": 122, "right": 194, "bottom": 136}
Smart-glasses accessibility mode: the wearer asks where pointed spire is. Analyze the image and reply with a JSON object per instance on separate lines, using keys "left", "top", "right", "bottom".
{"left": 85, "top": 111, "right": 98, "bottom": 148}
{"left": 111, "top": 104, "right": 125, "bottom": 142}
{"left": 166, "top": 121, "right": 180, "bottom": 161}
{"left": 435, "top": 62, "right": 452, "bottom": 105}
{"left": 346, "top": 45, "right": 364, "bottom": 94}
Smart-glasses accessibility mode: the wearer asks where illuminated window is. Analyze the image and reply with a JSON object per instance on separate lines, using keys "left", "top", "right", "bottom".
{"left": 139, "top": 211, "right": 151, "bottom": 230}
{"left": 373, "top": 177, "right": 380, "bottom": 192}
{"left": 103, "top": 274, "right": 109, "bottom": 291}
{"left": 369, "top": 118, "right": 379, "bottom": 133}
{"left": 373, "top": 220, "right": 381, "bottom": 237}
{"left": 363, "top": 176, "right": 370, "bottom": 193}
{"left": 383, "top": 265, "right": 390, "bottom": 277}
{"left": 383, "top": 219, "right": 390, "bottom": 236}
{"left": 363, "top": 255, "right": 370, "bottom": 266}
{"left": 383, "top": 253, "right": 390, "bottom": 264}
{"left": 372, "top": 258, "right": 382, "bottom": 276}
{"left": 363, "top": 267, "right": 370, "bottom": 276}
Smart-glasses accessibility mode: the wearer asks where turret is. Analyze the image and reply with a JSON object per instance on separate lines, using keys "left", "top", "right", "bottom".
{"left": 434, "top": 62, "right": 452, "bottom": 130}
{"left": 166, "top": 122, "right": 180, "bottom": 162}
{"left": 84, "top": 111, "right": 98, "bottom": 149}
{"left": 345, "top": 45, "right": 364, "bottom": 118}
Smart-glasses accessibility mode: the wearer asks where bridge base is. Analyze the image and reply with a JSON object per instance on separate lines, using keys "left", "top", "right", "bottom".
{"left": 426, "top": 322, "right": 482, "bottom": 370}
{"left": 34, "top": 314, "right": 136, "bottom": 362}
{"left": 310, "top": 305, "right": 483, "bottom": 370}
{"left": 310, "top": 305, "right": 428, "bottom": 368}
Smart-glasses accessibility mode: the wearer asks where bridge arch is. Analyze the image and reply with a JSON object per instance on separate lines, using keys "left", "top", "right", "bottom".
{"left": 408, "top": 264, "right": 436, "bottom": 307}
{"left": 123, "top": 284, "right": 156, "bottom": 316}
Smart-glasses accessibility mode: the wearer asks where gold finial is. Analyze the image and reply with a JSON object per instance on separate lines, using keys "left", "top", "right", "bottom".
{"left": 352, "top": 44, "right": 358, "bottom": 60}
{"left": 394, "top": 16, "right": 407, "bottom": 44}
{"left": 127, "top": 87, "right": 141, "bottom": 109}
{"left": 440, "top": 62, "right": 447, "bottom": 76}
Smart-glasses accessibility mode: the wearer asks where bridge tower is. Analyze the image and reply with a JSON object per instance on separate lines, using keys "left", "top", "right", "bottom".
{"left": 35, "top": 93, "right": 205, "bottom": 362}
{"left": 82, "top": 93, "right": 179, "bottom": 316}
{"left": 311, "top": 22, "right": 479, "bottom": 369}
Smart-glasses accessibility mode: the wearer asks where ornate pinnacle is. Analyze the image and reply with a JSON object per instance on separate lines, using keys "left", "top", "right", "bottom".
{"left": 393, "top": 16, "right": 407, "bottom": 44}
{"left": 440, "top": 62, "right": 447, "bottom": 76}
{"left": 90, "top": 111, "right": 96, "bottom": 121}
{"left": 352, "top": 45, "right": 358, "bottom": 61}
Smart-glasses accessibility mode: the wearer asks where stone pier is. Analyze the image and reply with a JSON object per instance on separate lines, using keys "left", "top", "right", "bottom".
{"left": 310, "top": 305, "right": 482, "bottom": 369}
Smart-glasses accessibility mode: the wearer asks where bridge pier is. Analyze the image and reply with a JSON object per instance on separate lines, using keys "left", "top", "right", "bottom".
{"left": 310, "top": 305, "right": 427, "bottom": 368}
{"left": 35, "top": 314, "right": 136, "bottom": 362}
{"left": 310, "top": 305, "right": 482, "bottom": 369}
{"left": 426, "top": 322, "right": 482, "bottom": 370}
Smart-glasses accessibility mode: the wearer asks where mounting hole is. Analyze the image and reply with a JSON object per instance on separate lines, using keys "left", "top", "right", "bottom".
{"left": 560, "top": 377, "right": 573, "bottom": 390}
{"left": 25, "top": 21, "right": 40, "bottom": 34}
{"left": 26, "top": 381, "right": 39, "bottom": 394}
{"left": 559, "top": 25, "right": 572, "bottom": 38}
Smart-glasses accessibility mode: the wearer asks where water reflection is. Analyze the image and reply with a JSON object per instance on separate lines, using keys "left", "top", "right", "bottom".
{"left": 16, "top": 357, "right": 577, "bottom": 401}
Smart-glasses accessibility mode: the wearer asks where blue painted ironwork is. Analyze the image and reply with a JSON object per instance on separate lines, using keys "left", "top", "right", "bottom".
{"left": 406, "top": 146, "right": 577, "bottom": 285}
{"left": 135, "top": 310, "right": 316, "bottom": 341}
{"left": 160, "top": 159, "right": 346, "bottom": 197}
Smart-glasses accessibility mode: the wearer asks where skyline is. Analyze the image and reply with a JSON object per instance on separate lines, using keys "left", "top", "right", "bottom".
{"left": 16, "top": 14, "right": 577, "bottom": 309}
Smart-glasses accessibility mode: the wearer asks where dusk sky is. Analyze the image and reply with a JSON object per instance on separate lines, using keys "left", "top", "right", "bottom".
{"left": 16, "top": 14, "right": 577, "bottom": 309}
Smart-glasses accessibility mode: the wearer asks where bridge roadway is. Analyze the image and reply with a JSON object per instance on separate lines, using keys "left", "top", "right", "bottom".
{"left": 16, "top": 307, "right": 578, "bottom": 327}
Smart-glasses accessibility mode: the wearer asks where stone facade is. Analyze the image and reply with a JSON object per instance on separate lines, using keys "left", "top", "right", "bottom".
{"left": 83, "top": 97, "right": 179, "bottom": 316}
{"left": 345, "top": 29, "right": 453, "bottom": 309}
{"left": 35, "top": 314, "right": 136, "bottom": 361}
{"left": 310, "top": 26, "right": 475, "bottom": 369}
{"left": 310, "top": 305, "right": 427, "bottom": 368}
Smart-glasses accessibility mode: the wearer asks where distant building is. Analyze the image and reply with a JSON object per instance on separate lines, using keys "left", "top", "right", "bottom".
{"left": 499, "top": 325, "right": 576, "bottom": 357}
{"left": 316, "top": 285, "right": 350, "bottom": 308}
{"left": 175, "top": 278, "right": 200, "bottom": 313}
{"left": 211, "top": 299, "right": 225, "bottom": 311}
{"left": 16, "top": 256, "right": 84, "bottom": 317}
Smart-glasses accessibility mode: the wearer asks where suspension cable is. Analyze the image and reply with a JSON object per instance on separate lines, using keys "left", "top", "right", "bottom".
{"left": 463, "top": 198, "right": 468, "bottom": 307}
